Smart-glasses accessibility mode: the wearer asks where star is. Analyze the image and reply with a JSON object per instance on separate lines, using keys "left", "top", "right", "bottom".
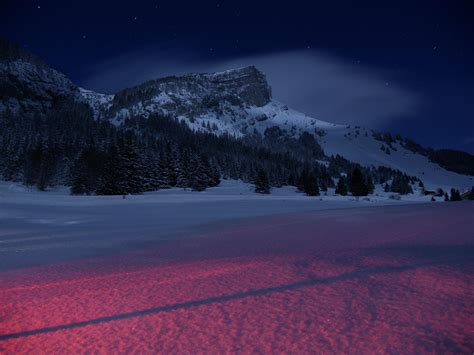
{"left": 433, "top": 45, "right": 437, "bottom": 50}
{"left": 133, "top": 16, "right": 138, "bottom": 21}
{"left": 82, "top": 35, "right": 87, "bottom": 39}
{"left": 37, "top": 5, "right": 41, "bottom": 9}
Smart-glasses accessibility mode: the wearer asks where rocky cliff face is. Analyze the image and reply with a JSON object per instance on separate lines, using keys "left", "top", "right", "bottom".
{"left": 206, "top": 65, "right": 272, "bottom": 107}
{"left": 96, "top": 65, "right": 272, "bottom": 122}
{"left": 0, "top": 39, "right": 80, "bottom": 115}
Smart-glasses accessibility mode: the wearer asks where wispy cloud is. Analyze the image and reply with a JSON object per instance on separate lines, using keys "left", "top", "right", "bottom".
{"left": 463, "top": 136, "right": 474, "bottom": 146}
{"left": 79, "top": 48, "right": 421, "bottom": 128}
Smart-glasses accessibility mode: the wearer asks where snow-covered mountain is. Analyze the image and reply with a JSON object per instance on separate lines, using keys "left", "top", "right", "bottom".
{"left": 77, "top": 66, "right": 472, "bottom": 190}
{"left": 1, "top": 39, "right": 473, "bottom": 190}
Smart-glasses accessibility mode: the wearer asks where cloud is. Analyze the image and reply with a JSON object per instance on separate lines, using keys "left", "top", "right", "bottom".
{"left": 463, "top": 136, "right": 474, "bottom": 146}
{"left": 79, "top": 48, "right": 421, "bottom": 128}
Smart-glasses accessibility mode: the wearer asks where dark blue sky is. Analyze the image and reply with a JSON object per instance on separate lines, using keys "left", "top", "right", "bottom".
{"left": 1, "top": 0, "right": 473, "bottom": 152}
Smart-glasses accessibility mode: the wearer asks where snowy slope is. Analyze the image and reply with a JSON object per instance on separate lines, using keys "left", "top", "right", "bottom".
{"left": 317, "top": 124, "right": 474, "bottom": 191}
{"left": 240, "top": 103, "right": 473, "bottom": 190}
{"left": 259, "top": 105, "right": 473, "bottom": 190}
{"left": 78, "top": 88, "right": 114, "bottom": 118}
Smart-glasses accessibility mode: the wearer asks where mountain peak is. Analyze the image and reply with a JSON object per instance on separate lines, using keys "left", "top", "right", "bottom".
{"left": 0, "top": 38, "right": 79, "bottom": 116}
{"left": 104, "top": 65, "right": 272, "bottom": 118}
{"left": 0, "top": 38, "right": 47, "bottom": 68}
{"left": 204, "top": 65, "right": 271, "bottom": 107}
{"left": 207, "top": 65, "right": 261, "bottom": 78}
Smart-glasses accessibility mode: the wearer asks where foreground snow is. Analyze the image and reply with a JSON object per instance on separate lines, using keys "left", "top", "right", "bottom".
{"left": 0, "top": 179, "right": 452, "bottom": 269}
{"left": 1, "top": 199, "right": 473, "bottom": 353}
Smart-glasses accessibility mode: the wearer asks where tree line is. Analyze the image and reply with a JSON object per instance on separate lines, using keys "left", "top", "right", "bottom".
{"left": 0, "top": 99, "right": 423, "bottom": 196}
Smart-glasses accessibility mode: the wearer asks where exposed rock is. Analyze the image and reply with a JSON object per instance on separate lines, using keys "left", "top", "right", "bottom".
{"left": 0, "top": 39, "right": 80, "bottom": 115}
{"left": 254, "top": 114, "right": 268, "bottom": 122}
{"left": 103, "top": 65, "right": 271, "bottom": 120}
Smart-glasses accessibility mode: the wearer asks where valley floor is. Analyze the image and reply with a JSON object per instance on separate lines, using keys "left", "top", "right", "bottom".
{"left": 0, "top": 181, "right": 473, "bottom": 353}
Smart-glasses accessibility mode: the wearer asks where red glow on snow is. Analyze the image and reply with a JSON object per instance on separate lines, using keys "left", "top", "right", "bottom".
{"left": 1, "top": 206, "right": 473, "bottom": 353}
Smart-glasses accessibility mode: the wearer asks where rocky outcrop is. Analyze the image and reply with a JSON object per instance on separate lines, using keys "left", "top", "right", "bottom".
{"left": 206, "top": 66, "right": 271, "bottom": 107}
{"left": 103, "top": 65, "right": 272, "bottom": 120}
{"left": 0, "top": 39, "right": 80, "bottom": 115}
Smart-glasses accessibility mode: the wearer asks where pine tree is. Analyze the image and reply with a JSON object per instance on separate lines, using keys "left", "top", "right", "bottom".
{"left": 189, "top": 155, "right": 210, "bottom": 192}
{"left": 366, "top": 175, "right": 375, "bottom": 194}
{"left": 295, "top": 168, "right": 317, "bottom": 196}
{"left": 166, "top": 145, "right": 178, "bottom": 187}
{"left": 335, "top": 175, "right": 348, "bottom": 196}
{"left": 303, "top": 172, "right": 319, "bottom": 196}
{"left": 255, "top": 168, "right": 270, "bottom": 194}
{"left": 296, "top": 169, "right": 307, "bottom": 192}
{"left": 209, "top": 163, "right": 221, "bottom": 187}
{"left": 23, "top": 142, "right": 43, "bottom": 189}
{"left": 71, "top": 164, "right": 90, "bottom": 195}
{"left": 142, "top": 153, "right": 162, "bottom": 191}
{"left": 349, "top": 167, "right": 369, "bottom": 196}
{"left": 390, "top": 175, "right": 413, "bottom": 195}
{"left": 444, "top": 192, "right": 449, "bottom": 201}
{"left": 119, "top": 136, "right": 145, "bottom": 193}
{"left": 158, "top": 150, "right": 171, "bottom": 188}
{"left": 320, "top": 182, "right": 328, "bottom": 192}
{"left": 175, "top": 150, "right": 190, "bottom": 189}
{"left": 70, "top": 147, "right": 102, "bottom": 195}
{"left": 296, "top": 168, "right": 319, "bottom": 196}
{"left": 467, "top": 187, "right": 474, "bottom": 201}
{"left": 96, "top": 145, "right": 128, "bottom": 195}
{"left": 450, "top": 188, "right": 462, "bottom": 201}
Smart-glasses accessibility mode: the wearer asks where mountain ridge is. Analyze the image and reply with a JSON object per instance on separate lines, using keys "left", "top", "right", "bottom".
{"left": 0, "top": 38, "right": 473, "bottom": 191}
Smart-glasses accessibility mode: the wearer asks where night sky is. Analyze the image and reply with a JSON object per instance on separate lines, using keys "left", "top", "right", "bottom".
{"left": 1, "top": 0, "right": 473, "bottom": 152}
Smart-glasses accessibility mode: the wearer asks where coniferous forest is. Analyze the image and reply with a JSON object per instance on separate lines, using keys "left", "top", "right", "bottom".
{"left": 0, "top": 99, "right": 421, "bottom": 196}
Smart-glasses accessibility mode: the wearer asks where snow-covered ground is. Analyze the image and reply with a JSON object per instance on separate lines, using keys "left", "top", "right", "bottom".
{"left": 1, "top": 187, "right": 473, "bottom": 353}
{"left": 1, "top": 179, "right": 433, "bottom": 270}
{"left": 0, "top": 178, "right": 440, "bottom": 206}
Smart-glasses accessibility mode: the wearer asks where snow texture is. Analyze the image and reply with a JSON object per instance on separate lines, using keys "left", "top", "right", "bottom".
{"left": 0, "top": 181, "right": 473, "bottom": 353}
